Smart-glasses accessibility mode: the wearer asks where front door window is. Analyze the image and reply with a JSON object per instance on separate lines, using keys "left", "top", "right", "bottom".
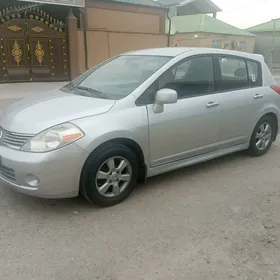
{"left": 158, "top": 56, "right": 214, "bottom": 99}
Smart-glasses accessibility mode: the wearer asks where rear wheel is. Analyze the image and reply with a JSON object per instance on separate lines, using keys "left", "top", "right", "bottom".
{"left": 248, "top": 116, "right": 276, "bottom": 157}
{"left": 82, "top": 144, "right": 138, "bottom": 207}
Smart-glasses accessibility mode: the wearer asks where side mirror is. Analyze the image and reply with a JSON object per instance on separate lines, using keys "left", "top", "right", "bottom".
{"left": 153, "top": 88, "right": 178, "bottom": 114}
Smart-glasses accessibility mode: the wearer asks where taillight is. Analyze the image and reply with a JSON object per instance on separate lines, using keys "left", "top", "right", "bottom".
{"left": 270, "top": 85, "right": 280, "bottom": 95}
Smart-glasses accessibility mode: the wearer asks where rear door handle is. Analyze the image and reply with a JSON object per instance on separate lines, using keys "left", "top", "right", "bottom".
{"left": 206, "top": 101, "right": 220, "bottom": 108}
{"left": 254, "top": 94, "right": 263, "bottom": 100}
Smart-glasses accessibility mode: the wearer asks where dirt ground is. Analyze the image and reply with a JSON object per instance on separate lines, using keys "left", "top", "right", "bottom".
{"left": 1, "top": 83, "right": 280, "bottom": 280}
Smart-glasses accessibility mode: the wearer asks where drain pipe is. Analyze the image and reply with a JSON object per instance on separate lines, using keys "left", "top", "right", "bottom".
{"left": 167, "top": 7, "right": 172, "bottom": 47}
{"left": 79, "top": 9, "right": 89, "bottom": 70}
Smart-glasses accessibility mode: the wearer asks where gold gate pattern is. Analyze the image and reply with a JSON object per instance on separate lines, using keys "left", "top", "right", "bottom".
{"left": 0, "top": 4, "right": 69, "bottom": 82}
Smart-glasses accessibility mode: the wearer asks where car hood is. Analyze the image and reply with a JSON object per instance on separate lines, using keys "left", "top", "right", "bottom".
{"left": 0, "top": 89, "right": 116, "bottom": 134}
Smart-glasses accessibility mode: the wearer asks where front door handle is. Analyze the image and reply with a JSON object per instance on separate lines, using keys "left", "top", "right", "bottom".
{"left": 206, "top": 101, "right": 220, "bottom": 108}
{"left": 254, "top": 94, "right": 263, "bottom": 100}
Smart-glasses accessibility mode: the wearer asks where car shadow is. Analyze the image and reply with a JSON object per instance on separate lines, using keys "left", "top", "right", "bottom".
{"left": 1, "top": 150, "right": 258, "bottom": 214}
{"left": 135, "top": 151, "right": 247, "bottom": 194}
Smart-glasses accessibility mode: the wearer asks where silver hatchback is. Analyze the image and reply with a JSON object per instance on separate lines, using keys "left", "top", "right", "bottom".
{"left": 1, "top": 47, "right": 280, "bottom": 206}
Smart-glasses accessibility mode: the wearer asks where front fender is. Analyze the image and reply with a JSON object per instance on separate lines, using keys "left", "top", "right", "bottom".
{"left": 72, "top": 106, "right": 150, "bottom": 165}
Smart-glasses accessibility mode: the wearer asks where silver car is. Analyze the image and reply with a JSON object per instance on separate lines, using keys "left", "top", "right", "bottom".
{"left": 1, "top": 48, "right": 280, "bottom": 206}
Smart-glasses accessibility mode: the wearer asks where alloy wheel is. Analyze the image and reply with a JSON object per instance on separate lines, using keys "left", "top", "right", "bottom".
{"left": 95, "top": 156, "right": 132, "bottom": 198}
{"left": 255, "top": 122, "right": 272, "bottom": 151}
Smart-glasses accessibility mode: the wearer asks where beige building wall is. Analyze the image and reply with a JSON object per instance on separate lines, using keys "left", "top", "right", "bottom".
{"left": 86, "top": 8, "right": 161, "bottom": 34}
{"left": 172, "top": 33, "right": 255, "bottom": 53}
{"left": 86, "top": 1, "right": 166, "bottom": 34}
{"left": 77, "top": 1, "right": 168, "bottom": 73}
{"left": 77, "top": 30, "right": 168, "bottom": 73}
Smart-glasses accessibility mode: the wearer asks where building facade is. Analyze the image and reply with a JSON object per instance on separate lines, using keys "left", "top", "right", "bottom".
{"left": 247, "top": 19, "right": 280, "bottom": 72}
{"left": 0, "top": 0, "right": 169, "bottom": 83}
{"left": 169, "top": 14, "right": 255, "bottom": 53}
{"left": 0, "top": 0, "right": 222, "bottom": 83}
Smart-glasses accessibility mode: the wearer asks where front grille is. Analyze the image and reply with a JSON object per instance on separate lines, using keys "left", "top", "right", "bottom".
{"left": 0, "top": 127, "right": 34, "bottom": 149}
{"left": 0, "top": 164, "right": 15, "bottom": 182}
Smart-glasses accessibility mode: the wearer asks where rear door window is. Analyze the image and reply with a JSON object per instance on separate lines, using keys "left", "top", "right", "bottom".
{"left": 217, "top": 56, "right": 249, "bottom": 91}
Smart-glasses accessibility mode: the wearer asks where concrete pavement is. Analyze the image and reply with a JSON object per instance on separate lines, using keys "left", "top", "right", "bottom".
{"left": 2, "top": 82, "right": 280, "bottom": 279}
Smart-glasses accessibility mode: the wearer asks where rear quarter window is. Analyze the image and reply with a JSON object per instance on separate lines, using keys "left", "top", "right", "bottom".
{"left": 247, "top": 60, "right": 262, "bottom": 87}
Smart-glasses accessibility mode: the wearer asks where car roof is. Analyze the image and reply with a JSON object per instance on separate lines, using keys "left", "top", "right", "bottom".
{"left": 125, "top": 47, "right": 264, "bottom": 62}
{"left": 125, "top": 48, "right": 195, "bottom": 57}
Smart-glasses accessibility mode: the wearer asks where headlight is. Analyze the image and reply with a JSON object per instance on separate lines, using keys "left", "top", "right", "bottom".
{"left": 22, "top": 122, "right": 84, "bottom": 152}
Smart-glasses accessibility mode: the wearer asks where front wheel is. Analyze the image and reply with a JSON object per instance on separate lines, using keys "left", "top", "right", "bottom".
{"left": 82, "top": 144, "right": 139, "bottom": 207}
{"left": 248, "top": 116, "right": 276, "bottom": 157}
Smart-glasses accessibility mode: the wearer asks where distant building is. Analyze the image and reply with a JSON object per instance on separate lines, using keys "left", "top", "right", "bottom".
{"left": 247, "top": 19, "right": 280, "bottom": 72}
{"left": 167, "top": 14, "right": 255, "bottom": 53}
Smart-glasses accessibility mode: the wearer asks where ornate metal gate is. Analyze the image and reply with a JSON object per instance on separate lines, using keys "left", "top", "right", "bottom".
{"left": 0, "top": 5, "right": 69, "bottom": 82}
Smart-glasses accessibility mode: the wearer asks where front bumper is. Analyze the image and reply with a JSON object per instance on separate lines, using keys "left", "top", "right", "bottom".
{"left": 0, "top": 143, "right": 89, "bottom": 198}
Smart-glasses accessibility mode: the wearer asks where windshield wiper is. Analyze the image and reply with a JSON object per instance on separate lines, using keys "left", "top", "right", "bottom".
{"left": 75, "top": 86, "right": 109, "bottom": 99}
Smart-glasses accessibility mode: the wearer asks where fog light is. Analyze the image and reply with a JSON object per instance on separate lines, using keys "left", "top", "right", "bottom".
{"left": 24, "top": 174, "right": 40, "bottom": 188}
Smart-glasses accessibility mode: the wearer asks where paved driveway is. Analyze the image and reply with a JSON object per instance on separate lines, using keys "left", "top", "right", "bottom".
{"left": 1, "top": 82, "right": 280, "bottom": 279}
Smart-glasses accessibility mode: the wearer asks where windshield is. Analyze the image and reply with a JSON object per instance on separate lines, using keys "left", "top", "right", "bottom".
{"left": 61, "top": 55, "right": 171, "bottom": 100}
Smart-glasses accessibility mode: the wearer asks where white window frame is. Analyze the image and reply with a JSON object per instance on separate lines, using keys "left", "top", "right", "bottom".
{"left": 212, "top": 39, "right": 221, "bottom": 49}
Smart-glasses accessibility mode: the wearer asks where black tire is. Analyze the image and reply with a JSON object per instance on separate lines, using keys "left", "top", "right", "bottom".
{"left": 81, "top": 144, "right": 138, "bottom": 207}
{"left": 248, "top": 115, "right": 276, "bottom": 157}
